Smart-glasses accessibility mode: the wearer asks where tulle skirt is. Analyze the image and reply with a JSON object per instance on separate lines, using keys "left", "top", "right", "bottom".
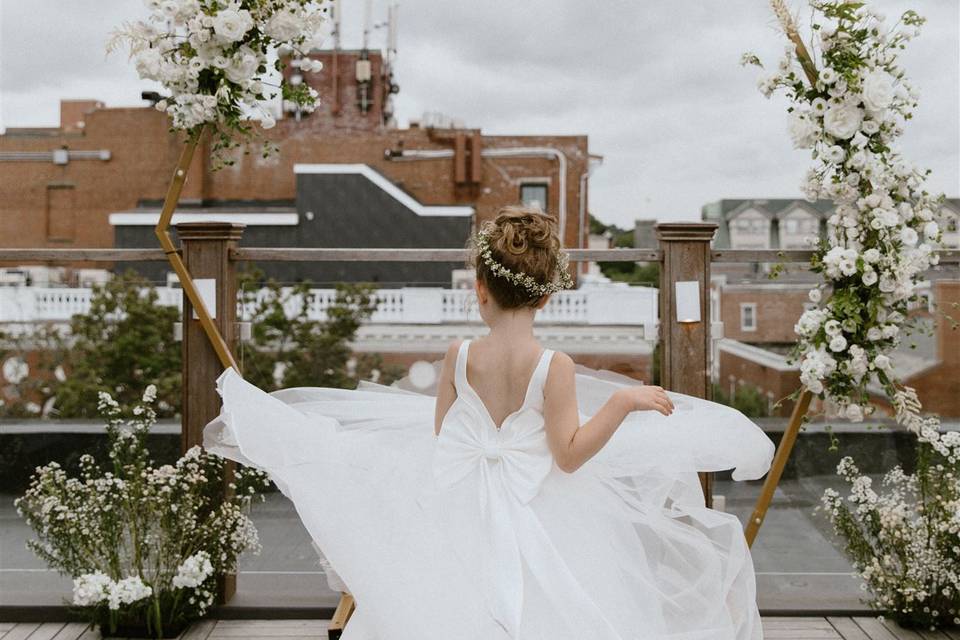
{"left": 204, "top": 366, "right": 774, "bottom": 640}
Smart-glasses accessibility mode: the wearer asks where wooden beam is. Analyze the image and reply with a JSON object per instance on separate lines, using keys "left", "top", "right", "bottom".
{"left": 656, "top": 222, "right": 718, "bottom": 506}
{"left": 0, "top": 249, "right": 170, "bottom": 262}
{"left": 744, "top": 389, "right": 813, "bottom": 547}
{"left": 230, "top": 247, "right": 663, "bottom": 263}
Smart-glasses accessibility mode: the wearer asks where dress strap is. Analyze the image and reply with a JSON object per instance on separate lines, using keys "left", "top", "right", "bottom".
{"left": 522, "top": 348, "right": 555, "bottom": 410}
{"left": 453, "top": 339, "right": 471, "bottom": 396}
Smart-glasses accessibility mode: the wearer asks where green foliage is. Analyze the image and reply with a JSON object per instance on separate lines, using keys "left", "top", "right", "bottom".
{"left": 0, "top": 324, "right": 67, "bottom": 418}
{"left": 589, "top": 214, "right": 660, "bottom": 286}
{"left": 711, "top": 383, "right": 771, "bottom": 418}
{"left": 54, "top": 272, "right": 181, "bottom": 419}
{"left": 237, "top": 270, "right": 402, "bottom": 392}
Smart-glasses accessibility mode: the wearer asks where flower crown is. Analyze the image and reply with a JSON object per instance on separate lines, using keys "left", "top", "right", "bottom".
{"left": 475, "top": 229, "right": 574, "bottom": 297}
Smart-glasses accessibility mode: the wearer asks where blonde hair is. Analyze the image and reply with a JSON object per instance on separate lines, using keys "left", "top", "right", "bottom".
{"left": 472, "top": 206, "right": 568, "bottom": 309}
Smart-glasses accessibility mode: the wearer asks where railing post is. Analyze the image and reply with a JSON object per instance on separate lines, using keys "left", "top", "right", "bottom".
{"left": 177, "top": 221, "right": 245, "bottom": 604}
{"left": 656, "top": 222, "right": 718, "bottom": 507}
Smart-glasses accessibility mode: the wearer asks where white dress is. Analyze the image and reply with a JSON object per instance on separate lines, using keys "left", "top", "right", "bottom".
{"left": 204, "top": 339, "right": 774, "bottom": 640}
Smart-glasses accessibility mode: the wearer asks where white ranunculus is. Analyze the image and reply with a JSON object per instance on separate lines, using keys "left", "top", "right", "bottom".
{"left": 823, "top": 101, "right": 864, "bottom": 140}
{"left": 861, "top": 119, "right": 880, "bottom": 135}
{"left": 212, "top": 5, "right": 253, "bottom": 42}
{"left": 824, "top": 319, "right": 842, "bottom": 336}
{"left": 808, "top": 288, "right": 822, "bottom": 303}
{"left": 788, "top": 112, "right": 820, "bottom": 149}
{"left": 829, "top": 335, "right": 848, "bottom": 352}
{"left": 861, "top": 69, "right": 895, "bottom": 114}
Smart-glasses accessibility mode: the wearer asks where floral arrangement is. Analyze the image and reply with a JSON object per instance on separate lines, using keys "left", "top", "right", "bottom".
{"left": 108, "top": 0, "right": 329, "bottom": 164}
{"left": 474, "top": 229, "right": 574, "bottom": 297}
{"left": 820, "top": 448, "right": 960, "bottom": 628}
{"left": 745, "top": 0, "right": 959, "bottom": 627}
{"left": 15, "top": 386, "right": 270, "bottom": 638}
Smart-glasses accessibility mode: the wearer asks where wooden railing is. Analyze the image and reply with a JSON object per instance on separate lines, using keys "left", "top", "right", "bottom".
{"left": 2, "top": 230, "right": 958, "bottom": 615}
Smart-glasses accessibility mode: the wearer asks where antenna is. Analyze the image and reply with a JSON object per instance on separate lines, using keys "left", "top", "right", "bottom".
{"left": 362, "top": 0, "right": 372, "bottom": 50}
{"left": 387, "top": 4, "right": 398, "bottom": 61}
{"left": 332, "top": 0, "right": 341, "bottom": 49}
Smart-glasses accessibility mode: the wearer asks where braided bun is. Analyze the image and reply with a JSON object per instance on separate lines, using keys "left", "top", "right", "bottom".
{"left": 473, "top": 206, "right": 566, "bottom": 309}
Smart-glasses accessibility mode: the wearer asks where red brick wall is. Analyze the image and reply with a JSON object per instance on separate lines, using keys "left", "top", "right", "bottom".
{"left": 718, "top": 285, "right": 811, "bottom": 343}
{"left": 717, "top": 348, "right": 800, "bottom": 417}
{"left": 1, "top": 51, "right": 589, "bottom": 258}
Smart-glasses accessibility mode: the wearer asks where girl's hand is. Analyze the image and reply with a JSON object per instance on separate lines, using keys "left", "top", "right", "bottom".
{"left": 615, "top": 386, "right": 675, "bottom": 416}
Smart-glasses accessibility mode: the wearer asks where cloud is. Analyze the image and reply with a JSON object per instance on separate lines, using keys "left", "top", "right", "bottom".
{"left": 1, "top": 0, "right": 956, "bottom": 227}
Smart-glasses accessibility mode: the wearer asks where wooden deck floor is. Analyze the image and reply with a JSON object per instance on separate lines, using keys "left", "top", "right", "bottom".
{"left": 2, "top": 617, "right": 959, "bottom": 640}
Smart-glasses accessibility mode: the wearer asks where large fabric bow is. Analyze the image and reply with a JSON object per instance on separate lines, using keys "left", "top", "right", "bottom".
{"left": 431, "top": 400, "right": 623, "bottom": 639}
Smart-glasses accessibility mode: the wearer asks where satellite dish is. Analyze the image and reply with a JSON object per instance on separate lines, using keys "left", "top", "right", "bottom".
{"left": 2, "top": 357, "right": 28, "bottom": 385}
{"left": 408, "top": 360, "right": 437, "bottom": 390}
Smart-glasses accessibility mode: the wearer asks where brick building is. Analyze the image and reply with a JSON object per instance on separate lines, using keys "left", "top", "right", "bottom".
{"left": 0, "top": 48, "right": 598, "bottom": 286}
{"left": 714, "top": 279, "right": 960, "bottom": 418}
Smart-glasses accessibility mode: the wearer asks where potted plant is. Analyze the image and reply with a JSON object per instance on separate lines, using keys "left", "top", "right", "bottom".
{"left": 15, "top": 385, "right": 270, "bottom": 638}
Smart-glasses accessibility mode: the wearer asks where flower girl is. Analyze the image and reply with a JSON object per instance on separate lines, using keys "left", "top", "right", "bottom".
{"left": 205, "top": 207, "right": 774, "bottom": 639}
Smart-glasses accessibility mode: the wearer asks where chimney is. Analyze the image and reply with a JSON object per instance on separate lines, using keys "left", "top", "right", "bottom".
{"left": 60, "top": 100, "right": 103, "bottom": 133}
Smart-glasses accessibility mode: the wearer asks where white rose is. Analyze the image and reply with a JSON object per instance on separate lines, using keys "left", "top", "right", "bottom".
{"left": 825, "top": 319, "right": 842, "bottom": 336}
{"left": 923, "top": 221, "right": 939, "bottom": 239}
{"left": 829, "top": 335, "right": 848, "bottom": 352}
{"left": 867, "top": 326, "right": 883, "bottom": 341}
{"left": 808, "top": 288, "right": 822, "bottom": 303}
{"left": 823, "top": 101, "right": 864, "bottom": 139}
{"left": 824, "top": 145, "right": 845, "bottom": 163}
{"left": 873, "top": 354, "right": 892, "bottom": 372}
{"left": 862, "top": 269, "right": 878, "bottom": 285}
{"left": 844, "top": 404, "right": 864, "bottom": 422}
{"left": 848, "top": 150, "right": 867, "bottom": 169}
{"left": 850, "top": 132, "right": 868, "bottom": 148}
{"left": 788, "top": 112, "right": 820, "bottom": 149}
{"left": 265, "top": 9, "right": 301, "bottom": 41}
{"left": 861, "top": 69, "right": 895, "bottom": 114}
{"left": 899, "top": 227, "right": 918, "bottom": 246}
{"left": 224, "top": 49, "right": 259, "bottom": 84}
{"left": 212, "top": 6, "right": 253, "bottom": 42}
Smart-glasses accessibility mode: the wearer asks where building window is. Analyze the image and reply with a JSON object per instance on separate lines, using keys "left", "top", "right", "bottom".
{"left": 740, "top": 303, "right": 757, "bottom": 332}
{"left": 520, "top": 183, "right": 548, "bottom": 211}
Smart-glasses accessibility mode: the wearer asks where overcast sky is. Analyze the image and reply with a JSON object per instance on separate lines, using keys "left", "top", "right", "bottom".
{"left": 1, "top": 1, "right": 957, "bottom": 227}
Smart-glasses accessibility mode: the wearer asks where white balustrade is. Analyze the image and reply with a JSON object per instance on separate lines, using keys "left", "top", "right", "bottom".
{"left": 0, "top": 285, "right": 658, "bottom": 327}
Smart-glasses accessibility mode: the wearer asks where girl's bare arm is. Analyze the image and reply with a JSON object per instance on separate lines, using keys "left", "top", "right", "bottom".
{"left": 542, "top": 353, "right": 674, "bottom": 473}
{"left": 433, "top": 340, "right": 462, "bottom": 435}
